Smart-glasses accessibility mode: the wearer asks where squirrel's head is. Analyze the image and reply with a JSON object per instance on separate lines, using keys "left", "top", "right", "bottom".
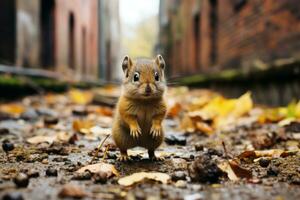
{"left": 121, "top": 55, "right": 166, "bottom": 100}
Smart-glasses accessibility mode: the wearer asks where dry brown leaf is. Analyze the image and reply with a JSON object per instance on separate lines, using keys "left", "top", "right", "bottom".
{"left": 238, "top": 149, "right": 299, "bottom": 159}
{"left": 195, "top": 121, "right": 213, "bottom": 134}
{"left": 167, "top": 102, "right": 182, "bottom": 118}
{"left": 218, "top": 160, "right": 252, "bottom": 181}
{"left": 72, "top": 119, "right": 95, "bottom": 133}
{"left": 118, "top": 172, "right": 171, "bottom": 186}
{"left": 58, "top": 184, "right": 87, "bottom": 198}
{"left": 76, "top": 163, "right": 119, "bottom": 177}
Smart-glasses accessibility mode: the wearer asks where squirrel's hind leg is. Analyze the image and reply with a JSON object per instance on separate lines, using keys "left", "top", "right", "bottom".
{"left": 117, "top": 150, "right": 132, "bottom": 162}
{"left": 148, "top": 149, "right": 164, "bottom": 161}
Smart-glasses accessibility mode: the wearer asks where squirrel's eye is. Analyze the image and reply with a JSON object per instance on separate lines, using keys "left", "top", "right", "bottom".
{"left": 154, "top": 72, "right": 159, "bottom": 81}
{"left": 133, "top": 72, "right": 140, "bottom": 82}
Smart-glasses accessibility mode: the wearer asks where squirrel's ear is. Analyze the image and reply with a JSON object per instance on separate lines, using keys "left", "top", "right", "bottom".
{"left": 122, "top": 55, "right": 133, "bottom": 76}
{"left": 155, "top": 54, "right": 165, "bottom": 70}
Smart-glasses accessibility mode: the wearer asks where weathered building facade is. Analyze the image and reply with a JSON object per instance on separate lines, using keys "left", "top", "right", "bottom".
{"left": 158, "top": 0, "right": 300, "bottom": 77}
{"left": 0, "top": 0, "right": 120, "bottom": 82}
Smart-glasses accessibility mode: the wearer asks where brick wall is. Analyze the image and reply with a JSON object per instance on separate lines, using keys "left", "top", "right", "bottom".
{"left": 55, "top": 0, "right": 99, "bottom": 81}
{"left": 159, "top": 0, "right": 300, "bottom": 77}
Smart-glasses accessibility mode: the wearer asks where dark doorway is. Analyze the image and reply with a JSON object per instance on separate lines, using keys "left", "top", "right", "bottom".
{"left": 81, "top": 27, "right": 87, "bottom": 77}
{"left": 68, "top": 13, "right": 75, "bottom": 69}
{"left": 0, "top": 0, "right": 16, "bottom": 65}
{"left": 106, "top": 41, "right": 111, "bottom": 81}
{"left": 209, "top": 0, "right": 218, "bottom": 65}
{"left": 193, "top": 13, "right": 200, "bottom": 70}
{"left": 40, "top": 0, "right": 55, "bottom": 68}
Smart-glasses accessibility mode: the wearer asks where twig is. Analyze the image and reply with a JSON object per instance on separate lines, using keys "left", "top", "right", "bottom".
{"left": 89, "top": 134, "right": 110, "bottom": 164}
{"left": 222, "top": 141, "right": 229, "bottom": 159}
{"left": 102, "top": 145, "right": 110, "bottom": 161}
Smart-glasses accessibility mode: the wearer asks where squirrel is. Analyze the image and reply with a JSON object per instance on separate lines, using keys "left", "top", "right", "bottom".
{"left": 112, "top": 55, "right": 167, "bottom": 161}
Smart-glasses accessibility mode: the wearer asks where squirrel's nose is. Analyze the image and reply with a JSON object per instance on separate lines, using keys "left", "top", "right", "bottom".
{"left": 145, "top": 84, "right": 152, "bottom": 94}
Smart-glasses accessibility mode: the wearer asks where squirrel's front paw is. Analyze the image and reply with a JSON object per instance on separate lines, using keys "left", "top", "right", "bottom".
{"left": 130, "top": 126, "right": 141, "bottom": 138}
{"left": 150, "top": 124, "right": 162, "bottom": 137}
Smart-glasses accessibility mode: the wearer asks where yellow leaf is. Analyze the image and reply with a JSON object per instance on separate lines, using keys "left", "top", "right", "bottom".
{"left": 69, "top": 89, "right": 93, "bottom": 105}
{"left": 0, "top": 104, "right": 25, "bottom": 115}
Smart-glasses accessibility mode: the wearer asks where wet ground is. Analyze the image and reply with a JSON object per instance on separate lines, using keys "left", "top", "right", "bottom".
{"left": 0, "top": 89, "right": 300, "bottom": 200}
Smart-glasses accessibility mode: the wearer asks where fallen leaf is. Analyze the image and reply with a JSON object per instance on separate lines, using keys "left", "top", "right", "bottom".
{"left": 73, "top": 119, "right": 95, "bottom": 133}
{"left": 195, "top": 121, "right": 213, "bottom": 134}
{"left": 118, "top": 172, "right": 171, "bottom": 186}
{"left": 76, "top": 163, "right": 119, "bottom": 177}
{"left": 0, "top": 104, "right": 25, "bottom": 116}
{"left": 27, "top": 135, "right": 56, "bottom": 144}
{"left": 69, "top": 89, "right": 93, "bottom": 105}
{"left": 238, "top": 149, "right": 299, "bottom": 159}
{"left": 58, "top": 184, "right": 87, "bottom": 199}
{"left": 167, "top": 101, "right": 182, "bottom": 118}
{"left": 218, "top": 160, "right": 252, "bottom": 181}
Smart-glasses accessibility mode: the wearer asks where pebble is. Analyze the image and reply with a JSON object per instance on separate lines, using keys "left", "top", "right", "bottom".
{"left": 73, "top": 171, "right": 92, "bottom": 180}
{"left": 72, "top": 107, "right": 88, "bottom": 116}
{"left": 27, "top": 169, "right": 39, "bottom": 178}
{"left": 267, "top": 166, "right": 279, "bottom": 176}
{"left": 46, "top": 168, "right": 58, "bottom": 176}
{"left": 2, "top": 192, "right": 24, "bottom": 200}
{"left": 20, "top": 109, "right": 38, "bottom": 120}
{"left": 175, "top": 180, "right": 187, "bottom": 188}
{"left": 171, "top": 171, "right": 186, "bottom": 181}
{"left": 194, "top": 144, "right": 204, "bottom": 151}
{"left": 93, "top": 172, "right": 108, "bottom": 184}
{"left": 170, "top": 158, "right": 188, "bottom": 170}
{"left": 44, "top": 116, "right": 59, "bottom": 125}
{"left": 164, "top": 134, "right": 186, "bottom": 146}
{"left": 42, "top": 159, "right": 49, "bottom": 164}
{"left": 13, "top": 173, "right": 29, "bottom": 188}
{"left": 259, "top": 158, "right": 270, "bottom": 168}
{"left": 0, "top": 128, "right": 9, "bottom": 135}
{"left": 188, "top": 154, "right": 223, "bottom": 183}
{"left": 2, "top": 142, "right": 14, "bottom": 153}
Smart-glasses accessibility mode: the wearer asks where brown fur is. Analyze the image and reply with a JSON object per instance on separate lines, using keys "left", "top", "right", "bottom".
{"left": 112, "top": 55, "right": 167, "bottom": 161}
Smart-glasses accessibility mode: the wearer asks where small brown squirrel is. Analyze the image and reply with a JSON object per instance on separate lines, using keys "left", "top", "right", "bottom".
{"left": 112, "top": 55, "right": 167, "bottom": 161}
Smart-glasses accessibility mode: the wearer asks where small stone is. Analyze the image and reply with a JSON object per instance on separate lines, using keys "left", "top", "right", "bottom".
{"left": 259, "top": 158, "right": 270, "bottom": 168}
{"left": 72, "top": 107, "right": 88, "bottom": 116}
{"left": 73, "top": 171, "right": 92, "bottom": 180}
{"left": 194, "top": 144, "right": 204, "bottom": 151}
{"left": 107, "top": 152, "right": 117, "bottom": 159}
{"left": 267, "top": 166, "right": 279, "bottom": 176}
{"left": 0, "top": 128, "right": 9, "bottom": 135}
{"left": 13, "top": 173, "right": 29, "bottom": 188}
{"left": 2, "top": 192, "right": 24, "bottom": 200}
{"left": 58, "top": 184, "right": 87, "bottom": 198}
{"left": 188, "top": 154, "right": 223, "bottom": 183}
{"left": 46, "top": 168, "right": 58, "bottom": 176}
{"left": 164, "top": 134, "right": 186, "bottom": 146}
{"left": 44, "top": 116, "right": 59, "bottom": 125}
{"left": 206, "top": 148, "right": 222, "bottom": 156}
{"left": 170, "top": 158, "right": 188, "bottom": 170}
{"left": 20, "top": 109, "right": 38, "bottom": 120}
{"left": 171, "top": 171, "right": 186, "bottom": 181}
{"left": 27, "top": 169, "right": 39, "bottom": 178}
{"left": 41, "top": 159, "right": 48, "bottom": 164}
{"left": 2, "top": 142, "right": 14, "bottom": 153}
{"left": 93, "top": 172, "right": 108, "bottom": 184}
{"left": 175, "top": 180, "right": 187, "bottom": 188}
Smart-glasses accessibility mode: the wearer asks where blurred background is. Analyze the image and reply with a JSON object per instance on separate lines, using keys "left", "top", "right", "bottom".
{"left": 0, "top": 0, "right": 300, "bottom": 105}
